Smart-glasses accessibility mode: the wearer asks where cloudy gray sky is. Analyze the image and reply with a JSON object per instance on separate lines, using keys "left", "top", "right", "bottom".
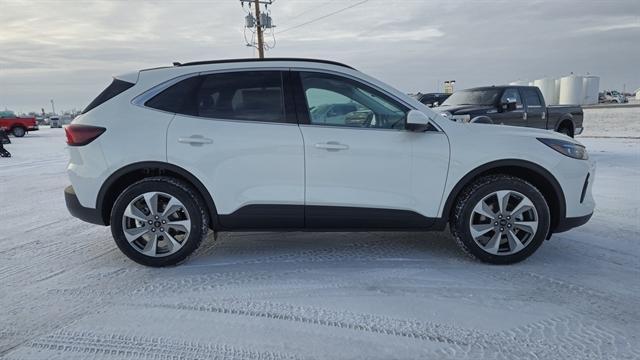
{"left": 1, "top": 0, "right": 638, "bottom": 113}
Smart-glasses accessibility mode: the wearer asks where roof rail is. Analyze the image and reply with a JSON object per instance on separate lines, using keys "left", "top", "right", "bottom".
{"left": 172, "top": 58, "right": 355, "bottom": 70}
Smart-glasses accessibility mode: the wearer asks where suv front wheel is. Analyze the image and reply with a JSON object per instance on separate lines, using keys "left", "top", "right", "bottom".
{"left": 110, "top": 177, "right": 209, "bottom": 266}
{"left": 451, "top": 175, "right": 550, "bottom": 264}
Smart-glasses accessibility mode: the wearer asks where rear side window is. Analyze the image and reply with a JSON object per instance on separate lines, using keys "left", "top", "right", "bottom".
{"left": 522, "top": 88, "right": 542, "bottom": 107}
{"left": 146, "top": 71, "right": 286, "bottom": 123}
{"left": 145, "top": 76, "right": 202, "bottom": 115}
{"left": 83, "top": 79, "right": 135, "bottom": 114}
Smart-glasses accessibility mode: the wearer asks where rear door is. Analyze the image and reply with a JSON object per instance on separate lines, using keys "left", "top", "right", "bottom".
{"left": 293, "top": 70, "right": 449, "bottom": 228}
{"left": 157, "top": 70, "right": 305, "bottom": 228}
{"left": 521, "top": 87, "right": 546, "bottom": 129}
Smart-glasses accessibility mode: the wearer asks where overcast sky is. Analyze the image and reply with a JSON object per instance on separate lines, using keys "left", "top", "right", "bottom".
{"left": 1, "top": 0, "right": 638, "bottom": 113}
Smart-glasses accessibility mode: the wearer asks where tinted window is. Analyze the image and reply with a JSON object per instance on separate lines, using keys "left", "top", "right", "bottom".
{"left": 83, "top": 79, "right": 135, "bottom": 114}
{"left": 301, "top": 72, "right": 407, "bottom": 129}
{"left": 146, "top": 71, "right": 286, "bottom": 123}
{"left": 197, "top": 71, "right": 284, "bottom": 122}
{"left": 522, "top": 88, "right": 542, "bottom": 107}
{"left": 145, "top": 76, "right": 202, "bottom": 115}
{"left": 500, "top": 88, "right": 524, "bottom": 109}
{"left": 442, "top": 89, "right": 500, "bottom": 106}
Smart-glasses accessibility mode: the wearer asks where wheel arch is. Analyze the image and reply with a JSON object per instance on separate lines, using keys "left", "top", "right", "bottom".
{"left": 97, "top": 162, "right": 219, "bottom": 229}
{"left": 555, "top": 117, "right": 574, "bottom": 132}
{"left": 442, "top": 159, "right": 566, "bottom": 234}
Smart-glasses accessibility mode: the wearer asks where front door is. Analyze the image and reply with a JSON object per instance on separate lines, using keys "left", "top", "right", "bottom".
{"left": 293, "top": 71, "right": 449, "bottom": 229}
{"left": 493, "top": 87, "right": 527, "bottom": 127}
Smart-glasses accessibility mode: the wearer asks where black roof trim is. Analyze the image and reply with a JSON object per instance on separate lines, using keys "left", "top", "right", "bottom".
{"left": 173, "top": 58, "right": 355, "bottom": 70}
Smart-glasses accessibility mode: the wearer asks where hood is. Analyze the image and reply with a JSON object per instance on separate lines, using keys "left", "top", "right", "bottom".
{"left": 461, "top": 122, "right": 584, "bottom": 145}
{"left": 435, "top": 104, "right": 494, "bottom": 115}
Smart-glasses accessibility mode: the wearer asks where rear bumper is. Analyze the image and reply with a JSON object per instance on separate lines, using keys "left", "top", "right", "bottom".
{"left": 554, "top": 212, "right": 593, "bottom": 233}
{"left": 574, "top": 126, "right": 583, "bottom": 135}
{"left": 64, "top": 185, "right": 106, "bottom": 225}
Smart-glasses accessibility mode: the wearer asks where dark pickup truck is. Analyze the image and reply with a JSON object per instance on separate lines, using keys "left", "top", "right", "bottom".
{"left": 436, "top": 86, "right": 583, "bottom": 137}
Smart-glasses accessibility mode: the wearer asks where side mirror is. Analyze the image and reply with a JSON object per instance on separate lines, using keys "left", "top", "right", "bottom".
{"left": 500, "top": 98, "right": 517, "bottom": 112}
{"left": 406, "top": 110, "right": 432, "bottom": 132}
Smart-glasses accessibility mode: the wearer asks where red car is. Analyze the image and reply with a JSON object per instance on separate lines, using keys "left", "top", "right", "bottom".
{"left": 0, "top": 112, "right": 39, "bottom": 137}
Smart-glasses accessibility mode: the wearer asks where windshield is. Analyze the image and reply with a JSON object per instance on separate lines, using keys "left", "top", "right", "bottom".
{"left": 441, "top": 89, "right": 501, "bottom": 106}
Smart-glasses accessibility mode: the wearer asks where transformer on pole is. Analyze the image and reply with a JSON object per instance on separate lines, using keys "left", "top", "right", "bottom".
{"left": 240, "top": 0, "right": 275, "bottom": 58}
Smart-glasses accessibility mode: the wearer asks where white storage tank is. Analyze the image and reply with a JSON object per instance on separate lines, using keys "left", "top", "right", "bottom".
{"left": 559, "top": 74, "right": 584, "bottom": 105}
{"left": 534, "top": 77, "right": 559, "bottom": 105}
{"left": 582, "top": 76, "right": 600, "bottom": 105}
{"left": 555, "top": 79, "right": 561, "bottom": 103}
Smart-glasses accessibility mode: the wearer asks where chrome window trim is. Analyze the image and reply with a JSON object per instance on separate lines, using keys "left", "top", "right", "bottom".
{"left": 131, "top": 67, "right": 289, "bottom": 108}
{"left": 131, "top": 67, "right": 291, "bottom": 125}
{"left": 131, "top": 65, "right": 443, "bottom": 132}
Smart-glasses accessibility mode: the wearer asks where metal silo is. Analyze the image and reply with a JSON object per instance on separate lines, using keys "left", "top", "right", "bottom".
{"left": 559, "top": 74, "right": 585, "bottom": 105}
{"left": 582, "top": 76, "right": 600, "bottom": 105}
{"left": 534, "top": 78, "right": 559, "bottom": 105}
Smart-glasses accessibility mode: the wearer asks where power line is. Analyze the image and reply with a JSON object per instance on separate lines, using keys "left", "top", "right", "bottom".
{"left": 287, "top": 0, "right": 333, "bottom": 21}
{"left": 277, "top": 0, "right": 369, "bottom": 34}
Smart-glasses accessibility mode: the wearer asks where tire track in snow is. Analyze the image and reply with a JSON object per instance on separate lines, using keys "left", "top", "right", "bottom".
{"left": 133, "top": 300, "right": 481, "bottom": 346}
{"left": 11, "top": 330, "right": 305, "bottom": 360}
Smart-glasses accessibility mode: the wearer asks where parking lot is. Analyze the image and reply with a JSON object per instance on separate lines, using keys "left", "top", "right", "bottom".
{"left": 1, "top": 108, "right": 639, "bottom": 359}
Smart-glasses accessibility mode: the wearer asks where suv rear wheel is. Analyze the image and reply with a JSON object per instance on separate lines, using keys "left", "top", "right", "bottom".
{"left": 110, "top": 177, "right": 209, "bottom": 266}
{"left": 450, "top": 175, "right": 550, "bottom": 264}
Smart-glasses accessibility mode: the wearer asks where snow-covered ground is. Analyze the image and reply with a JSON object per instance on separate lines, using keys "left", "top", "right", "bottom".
{"left": 1, "top": 111, "right": 639, "bottom": 359}
{"left": 582, "top": 106, "right": 640, "bottom": 138}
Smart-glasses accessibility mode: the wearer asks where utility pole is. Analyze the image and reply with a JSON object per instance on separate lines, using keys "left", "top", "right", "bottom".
{"left": 254, "top": 0, "right": 264, "bottom": 59}
{"left": 50, "top": 99, "right": 56, "bottom": 115}
{"left": 240, "top": 0, "right": 274, "bottom": 58}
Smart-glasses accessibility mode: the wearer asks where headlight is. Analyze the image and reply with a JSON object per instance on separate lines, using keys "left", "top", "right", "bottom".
{"left": 538, "top": 138, "right": 588, "bottom": 160}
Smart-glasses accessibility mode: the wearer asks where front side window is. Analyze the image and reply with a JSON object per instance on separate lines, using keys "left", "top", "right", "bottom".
{"left": 146, "top": 71, "right": 285, "bottom": 123}
{"left": 300, "top": 72, "right": 407, "bottom": 129}
{"left": 522, "top": 88, "right": 542, "bottom": 107}
{"left": 500, "top": 88, "right": 524, "bottom": 109}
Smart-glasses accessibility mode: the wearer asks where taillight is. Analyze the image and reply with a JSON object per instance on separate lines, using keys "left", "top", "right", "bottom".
{"left": 65, "top": 124, "right": 106, "bottom": 146}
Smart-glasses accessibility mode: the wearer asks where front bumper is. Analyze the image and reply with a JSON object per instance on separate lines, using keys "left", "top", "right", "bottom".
{"left": 64, "top": 185, "right": 106, "bottom": 225}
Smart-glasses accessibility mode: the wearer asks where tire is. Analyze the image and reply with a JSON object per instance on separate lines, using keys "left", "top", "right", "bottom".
{"left": 110, "top": 176, "right": 209, "bottom": 267}
{"left": 557, "top": 124, "right": 574, "bottom": 138}
{"left": 450, "top": 174, "right": 550, "bottom": 264}
{"left": 12, "top": 127, "right": 26, "bottom": 137}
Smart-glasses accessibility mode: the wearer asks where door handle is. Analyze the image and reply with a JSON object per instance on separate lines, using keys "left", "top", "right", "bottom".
{"left": 178, "top": 135, "right": 213, "bottom": 145}
{"left": 314, "top": 142, "right": 349, "bottom": 151}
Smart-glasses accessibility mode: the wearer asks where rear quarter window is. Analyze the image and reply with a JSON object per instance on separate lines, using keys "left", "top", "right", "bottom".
{"left": 83, "top": 79, "right": 135, "bottom": 114}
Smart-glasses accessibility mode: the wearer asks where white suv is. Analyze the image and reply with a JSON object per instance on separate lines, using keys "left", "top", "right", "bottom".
{"left": 64, "top": 58, "right": 595, "bottom": 266}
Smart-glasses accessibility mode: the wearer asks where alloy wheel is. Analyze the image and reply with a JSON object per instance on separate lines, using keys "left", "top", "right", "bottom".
{"left": 121, "top": 191, "right": 191, "bottom": 257}
{"left": 469, "top": 190, "right": 539, "bottom": 256}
